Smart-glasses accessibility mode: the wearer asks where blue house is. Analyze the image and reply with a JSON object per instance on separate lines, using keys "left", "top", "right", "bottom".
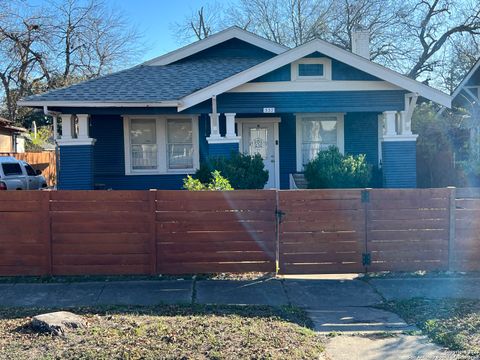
{"left": 19, "top": 27, "right": 451, "bottom": 190}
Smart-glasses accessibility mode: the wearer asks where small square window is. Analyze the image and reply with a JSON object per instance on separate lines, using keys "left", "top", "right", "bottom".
{"left": 298, "top": 63, "right": 324, "bottom": 77}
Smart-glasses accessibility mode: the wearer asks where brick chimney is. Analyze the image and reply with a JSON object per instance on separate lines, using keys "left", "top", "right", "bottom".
{"left": 351, "top": 30, "right": 370, "bottom": 59}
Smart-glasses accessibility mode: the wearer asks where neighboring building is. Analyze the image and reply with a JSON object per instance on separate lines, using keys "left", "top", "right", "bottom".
{"left": 0, "top": 117, "right": 26, "bottom": 153}
{"left": 18, "top": 27, "right": 451, "bottom": 190}
{"left": 450, "top": 58, "right": 480, "bottom": 158}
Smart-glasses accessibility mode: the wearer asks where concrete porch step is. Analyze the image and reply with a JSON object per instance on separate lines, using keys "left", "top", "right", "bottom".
{"left": 292, "top": 173, "right": 308, "bottom": 189}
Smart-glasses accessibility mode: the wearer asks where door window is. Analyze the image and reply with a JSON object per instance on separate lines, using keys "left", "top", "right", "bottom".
{"left": 248, "top": 127, "right": 268, "bottom": 159}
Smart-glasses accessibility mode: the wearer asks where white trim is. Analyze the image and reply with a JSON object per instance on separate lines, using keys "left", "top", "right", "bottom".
{"left": 179, "top": 38, "right": 451, "bottom": 111}
{"left": 237, "top": 118, "right": 280, "bottom": 189}
{"left": 295, "top": 113, "right": 345, "bottom": 172}
{"left": 452, "top": 59, "right": 480, "bottom": 99}
{"left": 236, "top": 117, "right": 282, "bottom": 124}
{"left": 206, "top": 137, "right": 241, "bottom": 144}
{"left": 123, "top": 115, "right": 199, "bottom": 175}
{"left": 291, "top": 57, "right": 331, "bottom": 81}
{"left": 17, "top": 100, "right": 181, "bottom": 108}
{"left": 229, "top": 81, "right": 402, "bottom": 92}
{"left": 56, "top": 139, "right": 96, "bottom": 146}
{"left": 382, "top": 134, "right": 418, "bottom": 142}
{"left": 143, "top": 26, "right": 288, "bottom": 66}
{"left": 378, "top": 114, "right": 384, "bottom": 166}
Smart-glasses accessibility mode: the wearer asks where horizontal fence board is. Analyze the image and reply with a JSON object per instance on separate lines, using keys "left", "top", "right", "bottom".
{"left": 369, "top": 260, "right": 447, "bottom": 272}
{"left": 157, "top": 231, "right": 275, "bottom": 243}
{"left": 51, "top": 190, "right": 149, "bottom": 201}
{"left": 369, "top": 209, "right": 448, "bottom": 221}
{"left": 156, "top": 221, "right": 273, "bottom": 233}
{"left": 156, "top": 262, "right": 275, "bottom": 274}
{"left": 51, "top": 211, "right": 148, "bottom": 223}
{"left": 456, "top": 188, "right": 480, "bottom": 199}
{"left": 156, "top": 199, "right": 276, "bottom": 211}
{"left": 158, "top": 241, "right": 275, "bottom": 253}
{"left": 280, "top": 263, "right": 363, "bottom": 274}
{"left": 52, "top": 265, "right": 150, "bottom": 275}
{"left": 156, "top": 210, "right": 275, "bottom": 222}
{"left": 50, "top": 201, "right": 150, "bottom": 212}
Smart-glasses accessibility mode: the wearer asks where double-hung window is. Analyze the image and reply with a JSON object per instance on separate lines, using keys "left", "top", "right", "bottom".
{"left": 296, "top": 114, "right": 344, "bottom": 171}
{"left": 124, "top": 116, "right": 198, "bottom": 174}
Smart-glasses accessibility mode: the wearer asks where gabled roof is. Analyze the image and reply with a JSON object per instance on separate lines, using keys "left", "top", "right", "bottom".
{"left": 179, "top": 38, "right": 452, "bottom": 110}
{"left": 143, "top": 26, "right": 289, "bottom": 66}
{"left": 452, "top": 58, "right": 480, "bottom": 99}
{"left": 0, "top": 117, "right": 26, "bottom": 133}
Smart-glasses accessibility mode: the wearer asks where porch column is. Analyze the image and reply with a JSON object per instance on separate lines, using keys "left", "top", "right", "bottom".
{"left": 207, "top": 113, "right": 221, "bottom": 140}
{"left": 206, "top": 112, "right": 240, "bottom": 158}
{"left": 381, "top": 107, "right": 418, "bottom": 188}
{"left": 56, "top": 113, "right": 96, "bottom": 190}
{"left": 225, "top": 113, "right": 237, "bottom": 138}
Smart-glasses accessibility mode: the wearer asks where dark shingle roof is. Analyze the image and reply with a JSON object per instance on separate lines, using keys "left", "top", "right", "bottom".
{"left": 22, "top": 57, "right": 266, "bottom": 103}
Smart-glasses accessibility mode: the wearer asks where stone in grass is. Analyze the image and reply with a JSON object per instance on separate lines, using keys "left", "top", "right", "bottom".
{"left": 31, "top": 311, "right": 86, "bottom": 336}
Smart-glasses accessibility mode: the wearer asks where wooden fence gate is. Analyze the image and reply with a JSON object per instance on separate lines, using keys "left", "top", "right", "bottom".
{"left": 278, "top": 188, "right": 451, "bottom": 274}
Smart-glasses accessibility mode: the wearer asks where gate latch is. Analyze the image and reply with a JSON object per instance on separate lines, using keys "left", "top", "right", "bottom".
{"left": 275, "top": 209, "right": 285, "bottom": 223}
{"left": 362, "top": 253, "right": 371, "bottom": 266}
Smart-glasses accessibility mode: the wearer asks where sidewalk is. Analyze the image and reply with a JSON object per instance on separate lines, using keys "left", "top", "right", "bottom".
{"left": 1, "top": 276, "right": 467, "bottom": 359}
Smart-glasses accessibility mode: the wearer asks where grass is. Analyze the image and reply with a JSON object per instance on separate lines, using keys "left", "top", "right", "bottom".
{"left": 0, "top": 304, "right": 325, "bottom": 359}
{"left": 381, "top": 298, "right": 480, "bottom": 357}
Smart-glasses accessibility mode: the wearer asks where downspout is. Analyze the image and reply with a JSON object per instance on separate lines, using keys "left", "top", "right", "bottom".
{"left": 43, "top": 105, "right": 60, "bottom": 140}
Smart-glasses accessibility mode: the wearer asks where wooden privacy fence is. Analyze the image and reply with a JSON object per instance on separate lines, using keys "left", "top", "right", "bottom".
{"left": 0, "top": 151, "right": 56, "bottom": 186}
{"left": 0, "top": 188, "right": 479, "bottom": 276}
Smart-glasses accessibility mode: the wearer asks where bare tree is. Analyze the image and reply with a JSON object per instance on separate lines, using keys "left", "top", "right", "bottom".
{"left": 0, "top": 0, "right": 144, "bottom": 123}
{"left": 171, "top": 0, "right": 480, "bottom": 90}
{"left": 400, "top": 0, "right": 480, "bottom": 80}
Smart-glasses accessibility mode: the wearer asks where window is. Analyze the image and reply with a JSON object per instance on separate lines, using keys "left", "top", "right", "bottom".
{"left": 296, "top": 114, "right": 344, "bottom": 171}
{"left": 24, "top": 163, "right": 37, "bottom": 176}
{"left": 2, "top": 163, "right": 22, "bottom": 176}
{"left": 292, "top": 58, "right": 331, "bottom": 81}
{"left": 130, "top": 119, "right": 158, "bottom": 170}
{"left": 298, "top": 63, "right": 324, "bottom": 77}
{"left": 124, "top": 116, "right": 199, "bottom": 175}
{"left": 167, "top": 119, "right": 193, "bottom": 169}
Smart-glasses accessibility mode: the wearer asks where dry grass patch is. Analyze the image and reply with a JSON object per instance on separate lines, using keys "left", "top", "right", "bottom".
{"left": 0, "top": 305, "right": 325, "bottom": 359}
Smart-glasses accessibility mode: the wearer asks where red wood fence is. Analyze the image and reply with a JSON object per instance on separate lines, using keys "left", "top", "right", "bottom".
{"left": 0, "top": 188, "right": 479, "bottom": 276}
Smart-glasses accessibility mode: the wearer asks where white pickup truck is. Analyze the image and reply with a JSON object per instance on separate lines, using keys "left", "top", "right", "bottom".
{"left": 0, "top": 156, "right": 48, "bottom": 190}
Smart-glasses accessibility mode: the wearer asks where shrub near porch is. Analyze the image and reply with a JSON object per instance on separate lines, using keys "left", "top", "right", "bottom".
{"left": 304, "top": 146, "right": 372, "bottom": 188}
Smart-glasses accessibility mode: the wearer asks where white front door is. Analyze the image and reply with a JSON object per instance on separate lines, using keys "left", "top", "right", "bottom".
{"left": 242, "top": 122, "right": 278, "bottom": 189}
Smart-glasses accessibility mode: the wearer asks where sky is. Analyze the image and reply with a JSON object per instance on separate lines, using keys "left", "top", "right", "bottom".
{"left": 107, "top": 0, "right": 212, "bottom": 62}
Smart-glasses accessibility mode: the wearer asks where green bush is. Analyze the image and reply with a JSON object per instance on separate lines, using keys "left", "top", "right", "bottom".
{"left": 196, "top": 151, "right": 269, "bottom": 189}
{"left": 304, "top": 146, "right": 372, "bottom": 188}
{"left": 183, "top": 170, "right": 233, "bottom": 191}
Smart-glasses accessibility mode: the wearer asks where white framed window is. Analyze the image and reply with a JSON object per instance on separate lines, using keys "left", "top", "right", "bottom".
{"left": 123, "top": 115, "right": 199, "bottom": 175}
{"left": 295, "top": 113, "right": 344, "bottom": 172}
{"left": 291, "top": 58, "right": 332, "bottom": 81}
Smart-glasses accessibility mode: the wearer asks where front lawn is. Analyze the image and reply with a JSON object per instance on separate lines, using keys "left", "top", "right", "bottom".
{"left": 0, "top": 305, "right": 325, "bottom": 359}
{"left": 382, "top": 298, "right": 480, "bottom": 357}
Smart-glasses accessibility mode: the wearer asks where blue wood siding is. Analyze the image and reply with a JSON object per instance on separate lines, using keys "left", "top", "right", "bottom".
{"left": 208, "top": 142, "right": 239, "bottom": 157}
{"left": 58, "top": 145, "right": 94, "bottom": 190}
{"left": 89, "top": 115, "right": 207, "bottom": 190}
{"left": 175, "top": 38, "right": 276, "bottom": 62}
{"left": 344, "top": 112, "right": 379, "bottom": 165}
{"left": 279, "top": 114, "right": 297, "bottom": 189}
{"left": 189, "top": 91, "right": 406, "bottom": 114}
{"left": 382, "top": 140, "right": 417, "bottom": 188}
{"left": 249, "top": 51, "right": 380, "bottom": 82}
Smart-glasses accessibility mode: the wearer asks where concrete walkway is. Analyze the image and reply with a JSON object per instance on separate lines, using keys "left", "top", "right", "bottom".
{"left": 0, "top": 276, "right": 473, "bottom": 359}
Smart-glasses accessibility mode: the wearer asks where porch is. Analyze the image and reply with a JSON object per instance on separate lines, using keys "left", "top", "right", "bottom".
{"left": 54, "top": 107, "right": 417, "bottom": 190}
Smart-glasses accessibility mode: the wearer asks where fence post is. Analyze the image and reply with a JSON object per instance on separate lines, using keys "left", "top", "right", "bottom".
{"left": 447, "top": 186, "right": 456, "bottom": 271}
{"left": 42, "top": 191, "right": 52, "bottom": 276}
{"left": 149, "top": 190, "right": 157, "bottom": 275}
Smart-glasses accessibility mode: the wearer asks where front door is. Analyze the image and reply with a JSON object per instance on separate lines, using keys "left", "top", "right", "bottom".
{"left": 242, "top": 122, "right": 277, "bottom": 189}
